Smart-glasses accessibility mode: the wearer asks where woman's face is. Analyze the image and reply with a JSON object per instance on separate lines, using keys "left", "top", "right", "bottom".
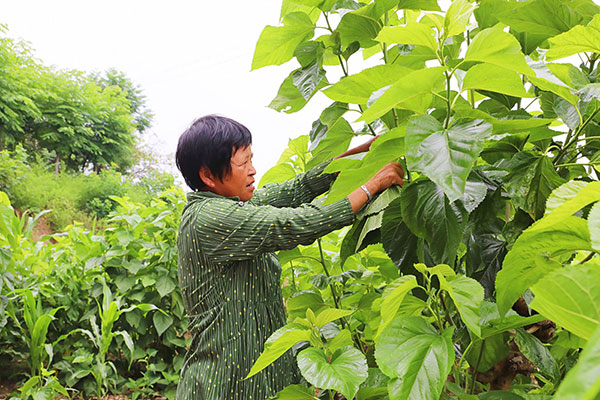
{"left": 211, "top": 145, "right": 256, "bottom": 201}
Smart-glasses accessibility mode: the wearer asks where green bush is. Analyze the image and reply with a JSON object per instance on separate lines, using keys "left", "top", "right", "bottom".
{"left": 0, "top": 189, "right": 187, "bottom": 399}
{"left": 1, "top": 148, "right": 175, "bottom": 230}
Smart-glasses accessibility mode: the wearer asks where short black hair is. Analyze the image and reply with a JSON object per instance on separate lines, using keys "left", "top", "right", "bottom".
{"left": 176, "top": 114, "right": 252, "bottom": 191}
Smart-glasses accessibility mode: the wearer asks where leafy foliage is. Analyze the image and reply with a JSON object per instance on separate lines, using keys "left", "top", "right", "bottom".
{"left": 0, "top": 190, "right": 186, "bottom": 399}
{"left": 0, "top": 28, "right": 151, "bottom": 173}
{"left": 248, "top": 0, "right": 600, "bottom": 398}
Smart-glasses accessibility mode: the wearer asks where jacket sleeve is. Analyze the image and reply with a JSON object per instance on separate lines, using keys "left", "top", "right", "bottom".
{"left": 193, "top": 196, "right": 354, "bottom": 263}
{"left": 251, "top": 161, "right": 336, "bottom": 208}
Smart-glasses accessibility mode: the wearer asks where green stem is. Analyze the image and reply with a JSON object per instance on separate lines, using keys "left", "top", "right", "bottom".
{"left": 579, "top": 252, "right": 596, "bottom": 264}
{"left": 289, "top": 261, "right": 297, "bottom": 291}
{"left": 430, "top": 296, "right": 445, "bottom": 330}
{"left": 323, "top": 12, "right": 334, "bottom": 32}
{"left": 457, "top": 341, "right": 473, "bottom": 371}
{"left": 432, "top": 91, "right": 449, "bottom": 102}
{"left": 357, "top": 105, "right": 377, "bottom": 136}
{"left": 522, "top": 97, "right": 538, "bottom": 111}
{"left": 317, "top": 239, "right": 345, "bottom": 325}
{"left": 555, "top": 161, "right": 600, "bottom": 167}
{"left": 382, "top": 12, "right": 389, "bottom": 64}
{"left": 323, "top": 13, "right": 349, "bottom": 77}
{"left": 469, "top": 340, "right": 485, "bottom": 395}
{"left": 575, "top": 135, "right": 600, "bottom": 141}
{"left": 444, "top": 71, "right": 452, "bottom": 129}
{"left": 554, "top": 107, "right": 600, "bottom": 165}
{"left": 392, "top": 108, "right": 399, "bottom": 127}
{"left": 317, "top": 242, "right": 364, "bottom": 354}
{"left": 589, "top": 53, "right": 597, "bottom": 72}
{"left": 440, "top": 292, "right": 455, "bottom": 328}
{"left": 424, "top": 275, "right": 444, "bottom": 330}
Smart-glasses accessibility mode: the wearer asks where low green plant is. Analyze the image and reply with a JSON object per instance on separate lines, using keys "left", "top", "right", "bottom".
{"left": 76, "top": 282, "right": 136, "bottom": 397}
{"left": 11, "top": 368, "right": 69, "bottom": 400}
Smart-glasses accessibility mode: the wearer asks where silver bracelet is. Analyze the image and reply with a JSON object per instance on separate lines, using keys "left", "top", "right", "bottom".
{"left": 360, "top": 184, "right": 372, "bottom": 201}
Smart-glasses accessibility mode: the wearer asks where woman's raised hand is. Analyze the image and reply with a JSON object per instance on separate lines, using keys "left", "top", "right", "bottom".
{"left": 347, "top": 162, "right": 405, "bottom": 214}
{"left": 366, "top": 162, "right": 404, "bottom": 194}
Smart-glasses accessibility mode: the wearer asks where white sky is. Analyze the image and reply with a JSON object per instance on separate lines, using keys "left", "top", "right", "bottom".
{"left": 2, "top": 1, "right": 335, "bottom": 184}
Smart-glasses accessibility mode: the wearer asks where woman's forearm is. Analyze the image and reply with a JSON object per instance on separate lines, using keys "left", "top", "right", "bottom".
{"left": 347, "top": 180, "right": 378, "bottom": 213}
{"left": 334, "top": 136, "right": 377, "bottom": 159}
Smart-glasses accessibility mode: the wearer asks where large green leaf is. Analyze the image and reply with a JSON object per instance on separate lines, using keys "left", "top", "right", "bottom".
{"left": 533, "top": 180, "right": 600, "bottom": 231}
{"left": 324, "top": 126, "right": 406, "bottom": 203}
{"left": 323, "top": 64, "right": 413, "bottom": 104}
{"left": 297, "top": 346, "right": 368, "bottom": 400}
{"left": 358, "top": 185, "right": 403, "bottom": 219}
{"left": 359, "top": 67, "right": 445, "bottom": 122}
{"left": 288, "top": 291, "right": 328, "bottom": 319}
{"left": 589, "top": 202, "right": 600, "bottom": 252}
{"left": 530, "top": 263, "right": 600, "bottom": 341}
{"left": 478, "top": 301, "right": 547, "bottom": 339}
{"left": 496, "top": 217, "right": 592, "bottom": 316}
{"left": 444, "top": 0, "right": 475, "bottom": 38}
{"left": 398, "top": 0, "right": 440, "bottom": 10}
{"left": 527, "top": 59, "right": 580, "bottom": 105}
{"left": 497, "top": 0, "right": 599, "bottom": 40}
{"left": 554, "top": 97, "right": 580, "bottom": 130}
{"left": 357, "top": 213, "right": 383, "bottom": 249}
{"left": 156, "top": 275, "right": 176, "bottom": 298}
{"left": 514, "top": 328, "right": 558, "bottom": 379}
{"left": 474, "top": 0, "right": 511, "bottom": 29}
{"left": 281, "top": 0, "right": 322, "bottom": 17}
{"left": 375, "top": 23, "right": 438, "bottom": 51}
{"left": 439, "top": 275, "right": 484, "bottom": 337}
{"left": 340, "top": 219, "right": 368, "bottom": 264}
{"left": 462, "top": 64, "right": 531, "bottom": 98}
{"left": 465, "top": 25, "right": 534, "bottom": 75}
{"left": 545, "top": 180, "right": 589, "bottom": 216}
{"left": 308, "top": 101, "right": 348, "bottom": 147}
{"left": 270, "top": 65, "right": 329, "bottom": 113}
{"left": 252, "top": 12, "right": 315, "bottom": 70}
{"left": 336, "top": 11, "right": 382, "bottom": 48}
{"left": 461, "top": 173, "right": 488, "bottom": 213}
{"left": 272, "top": 384, "right": 318, "bottom": 399}
{"left": 387, "top": 44, "right": 438, "bottom": 70}
{"left": 502, "top": 152, "right": 566, "bottom": 219}
{"left": 553, "top": 324, "right": 600, "bottom": 400}
{"left": 401, "top": 179, "right": 468, "bottom": 265}
{"left": 377, "top": 276, "right": 420, "bottom": 337}
{"left": 466, "top": 333, "right": 510, "bottom": 373}
{"left": 454, "top": 104, "right": 553, "bottom": 134}
{"left": 153, "top": 311, "right": 173, "bottom": 336}
{"left": 406, "top": 115, "right": 492, "bottom": 202}
{"left": 293, "top": 62, "right": 327, "bottom": 101}
{"left": 314, "top": 308, "right": 354, "bottom": 329}
{"left": 308, "top": 117, "right": 355, "bottom": 167}
{"left": 381, "top": 197, "right": 419, "bottom": 271}
{"left": 375, "top": 316, "right": 454, "bottom": 400}
{"left": 247, "top": 325, "right": 311, "bottom": 378}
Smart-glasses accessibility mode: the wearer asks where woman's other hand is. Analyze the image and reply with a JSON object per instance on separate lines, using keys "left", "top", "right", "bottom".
{"left": 334, "top": 135, "right": 379, "bottom": 159}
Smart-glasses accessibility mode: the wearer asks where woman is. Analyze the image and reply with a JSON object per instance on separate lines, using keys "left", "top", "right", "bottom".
{"left": 175, "top": 115, "right": 403, "bottom": 400}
